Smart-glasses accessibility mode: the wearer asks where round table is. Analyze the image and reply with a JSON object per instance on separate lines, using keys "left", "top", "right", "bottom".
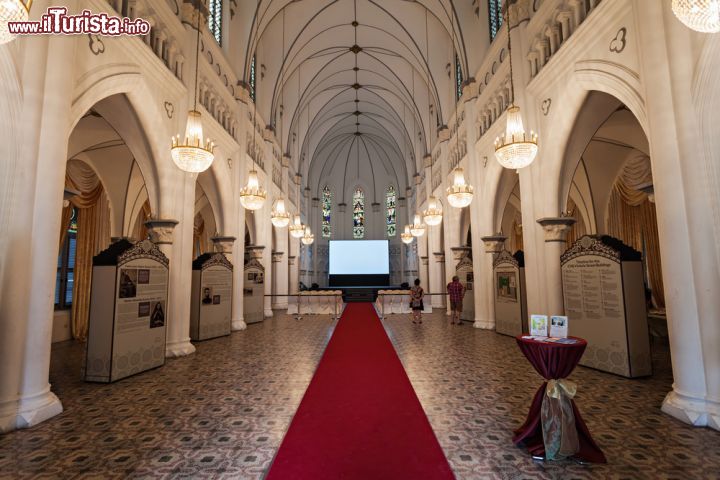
{"left": 513, "top": 336, "right": 606, "bottom": 463}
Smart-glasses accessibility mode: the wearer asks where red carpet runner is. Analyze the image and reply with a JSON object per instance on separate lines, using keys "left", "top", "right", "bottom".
{"left": 266, "top": 302, "right": 455, "bottom": 480}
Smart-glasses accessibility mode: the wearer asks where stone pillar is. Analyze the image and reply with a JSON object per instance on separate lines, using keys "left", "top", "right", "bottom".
{"left": 420, "top": 255, "right": 429, "bottom": 295}
{"left": 271, "top": 251, "right": 287, "bottom": 309}
{"left": 433, "top": 251, "right": 446, "bottom": 309}
{"left": 288, "top": 255, "right": 298, "bottom": 294}
{"left": 148, "top": 215, "right": 195, "bottom": 358}
{"left": 0, "top": 25, "right": 77, "bottom": 432}
{"left": 636, "top": 0, "right": 720, "bottom": 430}
{"left": 536, "top": 217, "right": 575, "bottom": 316}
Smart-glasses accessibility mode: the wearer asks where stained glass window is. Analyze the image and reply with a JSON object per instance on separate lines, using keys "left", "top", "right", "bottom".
{"left": 322, "top": 185, "right": 332, "bottom": 238}
{"left": 489, "top": 0, "right": 503, "bottom": 41}
{"left": 352, "top": 187, "right": 365, "bottom": 239}
{"left": 250, "top": 54, "right": 256, "bottom": 103}
{"left": 386, "top": 185, "right": 396, "bottom": 237}
{"left": 455, "top": 54, "right": 463, "bottom": 100}
{"left": 208, "top": 0, "right": 222, "bottom": 45}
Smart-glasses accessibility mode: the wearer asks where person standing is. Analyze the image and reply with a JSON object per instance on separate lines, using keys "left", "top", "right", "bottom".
{"left": 410, "top": 278, "right": 425, "bottom": 324}
{"left": 447, "top": 275, "right": 465, "bottom": 325}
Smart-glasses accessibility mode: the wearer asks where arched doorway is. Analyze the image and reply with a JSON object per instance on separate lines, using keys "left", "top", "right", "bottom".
{"left": 560, "top": 91, "right": 668, "bottom": 369}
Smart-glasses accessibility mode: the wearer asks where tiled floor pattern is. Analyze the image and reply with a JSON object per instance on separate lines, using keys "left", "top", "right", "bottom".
{"left": 1, "top": 310, "right": 719, "bottom": 479}
{"left": 382, "top": 313, "right": 720, "bottom": 479}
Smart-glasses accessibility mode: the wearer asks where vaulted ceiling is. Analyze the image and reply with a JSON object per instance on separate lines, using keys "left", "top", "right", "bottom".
{"left": 237, "top": 0, "right": 487, "bottom": 201}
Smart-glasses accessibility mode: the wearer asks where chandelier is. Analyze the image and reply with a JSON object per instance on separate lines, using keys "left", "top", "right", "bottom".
{"left": 423, "top": 195, "right": 443, "bottom": 226}
{"left": 494, "top": 9, "right": 539, "bottom": 170}
{"left": 239, "top": 169, "right": 267, "bottom": 210}
{"left": 289, "top": 214, "right": 305, "bottom": 238}
{"left": 446, "top": 167, "right": 474, "bottom": 208}
{"left": 301, "top": 226, "right": 314, "bottom": 245}
{"left": 0, "top": 0, "right": 31, "bottom": 45}
{"left": 400, "top": 225, "right": 414, "bottom": 244}
{"left": 271, "top": 197, "right": 290, "bottom": 227}
{"left": 672, "top": 0, "right": 720, "bottom": 32}
{"left": 410, "top": 213, "right": 426, "bottom": 237}
{"left": 171, "top": 6, "right": 215, "bottom": 173}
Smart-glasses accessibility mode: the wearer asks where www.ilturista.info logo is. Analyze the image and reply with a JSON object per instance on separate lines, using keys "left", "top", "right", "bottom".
{"left": 7, "top": 7, "right": 150, "bottom": 36}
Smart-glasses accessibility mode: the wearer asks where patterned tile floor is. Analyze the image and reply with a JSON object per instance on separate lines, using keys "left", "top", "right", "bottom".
{"left": 1, "top": 310, "right": 719, "bottom": 479}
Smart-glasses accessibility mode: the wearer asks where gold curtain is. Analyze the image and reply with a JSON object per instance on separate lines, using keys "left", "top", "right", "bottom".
{"left": 64, "top": 161, "right": 111, "bottom": 341}
{"left": 605, "top": 154, "right": 664, "bottom": 308}
{"left": 193, "top": 213, "right": 207, "bottom": 257}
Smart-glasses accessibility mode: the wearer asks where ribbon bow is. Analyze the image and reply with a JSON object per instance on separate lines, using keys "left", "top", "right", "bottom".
{"left": 541, "top": 378, "right": 580, "bottom": 460}
{"left": 546, "top": 379, "right": 577, "bottom": 400}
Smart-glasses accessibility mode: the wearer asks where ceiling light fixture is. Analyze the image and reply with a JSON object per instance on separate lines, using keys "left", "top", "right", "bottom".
{"left": 0, "top": 0, "right": 31, "bottom": 45}
{"left": 494, "top": 7, "right": 538, "bottom": 170}
{"left": 447, "top": 167, "right": 474, "bottom": 208}
{"left": 401, "top": 225, "right": 415, "bottom": 244}
{"left": 672, "top": 0, "right": 720, "bottom": 32}
{"left": 410, "top": 213, "right": 426, "bottom": 237}
{"left": 171, "top": 5, "right": 215, "bottom": 173}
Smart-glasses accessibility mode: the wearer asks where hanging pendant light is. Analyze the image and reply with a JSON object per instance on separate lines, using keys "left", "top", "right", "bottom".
{"left": 271, "top": 197, "right": 290, "bottom": 227}
{"left": 289, "top": 214, "right": 305, "bottom": 238}
{"left": 401, "top": 225, "right": 414, "bottom": 244}
{"left": 446, "top": 167, "right": 474, "bottom": 208}
{"left": 171, "top": 6, "right": 215, "bottom": 173}
{"left": 239, "top": 168, "right": 267, "bottom": 210}
{"left": 672, "top": 0, "right": 720, "bottom": 32}
{"left": 446, "top": 13, "right": 474, "bottom": 208}
{"left": 0, "top": 0, "right": 31, "bottom": 45}
{"left": 410, "top": 213, "right": 426, "bottom": 237}
{"left": 494, "top": 9, "right": 539, "bottom": 170}
{"left": 301, "top": 226, "right": 314, "bottom": 245}
{"left": 423, "top": 195, "right": 443, "bottom": 226}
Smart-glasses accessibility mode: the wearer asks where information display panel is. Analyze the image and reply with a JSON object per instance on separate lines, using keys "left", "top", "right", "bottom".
{"left": 191, "top": 253, "right": 233, "bottom": 341}
{"left": 561, "top": 236, "right": 651, "bottom": 378}
{"left": 86, "top": 239, "right": 168, "bottom": 383}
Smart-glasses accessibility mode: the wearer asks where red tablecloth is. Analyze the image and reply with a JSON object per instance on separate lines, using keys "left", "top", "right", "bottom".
{"left": 513, "top": 336, "right": 606, "bottom": 463}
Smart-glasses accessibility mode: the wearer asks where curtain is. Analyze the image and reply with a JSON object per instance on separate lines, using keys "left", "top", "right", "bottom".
{"left": 193, "top": 213, "right": 207, "bottom": 257}
{"left": 606, "top": 155, "right": 665, "bottom": 308}
{"left": 65, "top": 160, "right": 111, "bottom": 340}
{"left": 58, "top": 205, "right": 73, "bottom": 252}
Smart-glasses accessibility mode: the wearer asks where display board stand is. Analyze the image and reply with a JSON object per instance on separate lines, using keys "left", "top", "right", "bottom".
{"left": 243, "top": 257, "right": 265, "bottom": 324}
{"left": 493, "top": 250, "right": 528, "bottom": 336}
{"left": 85, "top": 239, "right": 169, "bottom": 383}
{"left": 561, "top": 235, "right": 651, "bottom": 378}
{"left": 190, "top": 253, "right": 233, "bottom": 341}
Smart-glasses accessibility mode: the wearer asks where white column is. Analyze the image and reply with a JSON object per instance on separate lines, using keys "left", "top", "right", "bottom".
{"left": 0, "top": 26, "right": 76, "bottom": 432}
{"left": 536, "top": 217, "right": 576, "bottom": 316}
{"left": 163, "top": 173, "right": 197, "bottom": 357}
{"left": 271, "top": 250, "right": 287, "bottom": 309}
{"left": 637, "top": 0, "right": 720, "bottom": 430}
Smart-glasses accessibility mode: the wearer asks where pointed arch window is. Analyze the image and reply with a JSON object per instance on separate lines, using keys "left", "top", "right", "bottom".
{"left": 250, "top": 54, "right": 257, "bottom": 103}
{"left": 352, "top": 187, "right": 365, "bottom": 239}
{"left": 386, "top": 185, "right": 397, "bottom": 237}
{"left": 55, "top": 208, "right": 78, "bottom": 310}
{"left": 322, "top": 185, "right": 332, "bottom": 238}
{"left": 489, "top": 0, "right": 503, "bottom": 41}
{"left": 208, "top": 0, "right": 222, "bottom": 45}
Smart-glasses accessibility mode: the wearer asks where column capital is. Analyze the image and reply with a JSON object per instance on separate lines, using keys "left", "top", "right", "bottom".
{"left": 481, "top": 234, "right": 508, "bottom": 253}
{"left": 271, "top": 251, "right": 284, "bottom": 263}
{"left": 537, "top": 217, "right": 577, "bottom": 242}
{"left": 211, "top": 235, "right": 236, "bottom": 253}
{"left": 288, "top": 255, "right": 296, "bottom": 266}
{"left": 451, "top": 246, "right": 472, "bottom": 261}
{"left": 433, "top": 251, "right": 445, "bottom": 263}
{"left": 420, "top": 256, "right": 429, "bottom": 266}
{"left": 246, "top": 245, "right": 265, "bottom": 259}
{"left": 145, "top": 219, "right": 179, "bottom": 244}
